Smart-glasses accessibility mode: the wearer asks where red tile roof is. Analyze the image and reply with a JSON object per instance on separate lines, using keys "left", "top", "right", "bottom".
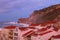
{"left": 53, "top": 35, "right": 60, "bottom": 38}
{"left": 39, "top": 30, "right": 52, "bottom": 36}
{"left": 23, "top": 29, "right": 34, "bottom": 37}
{"left": 4, "top": 26, "right": 16, "bottom": 29}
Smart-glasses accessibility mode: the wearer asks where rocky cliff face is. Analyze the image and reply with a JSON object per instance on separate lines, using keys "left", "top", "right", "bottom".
{"left": 18, "top": 18, "right": 29, "bottom": 24}
{"left": 18, "top": 4, "right": 60, "bottom": 24}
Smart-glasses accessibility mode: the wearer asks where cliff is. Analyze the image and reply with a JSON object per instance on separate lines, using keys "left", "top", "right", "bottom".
{"left": 18, "top": 18, "right": 29, "bottom": 24}
{"left": 18, "top": 4, "right": 60, "bottom": 24}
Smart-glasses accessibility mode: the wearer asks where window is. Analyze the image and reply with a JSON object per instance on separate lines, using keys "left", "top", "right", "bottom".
{"left": 9, "top": 32, "right": 13, "bottom": 35}
{"left": 10, "top": 30, "right": 13, "bottom": 32}
{"left": 9, "top": 30, "right": 13, "bottom": 35}
{"left": 27, "top": 35, "right": 31, "bottom": 40}
{"left": 14, "top": 33, "right": 18, "bottom": 36}
{"left": 14, "top": 37, "right": 18, "bottom": 40}
{"left": 15, "top": 27, "right": 18, "bottom": 31}
{"left": 9, "top": 36, "right": 13, "bottom": 39}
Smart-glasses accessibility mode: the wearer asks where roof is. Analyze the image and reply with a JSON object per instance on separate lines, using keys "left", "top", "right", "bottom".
{"left": 22, "top": 29, "right": 34, "bottom": 37}
{"left": 4, "top": 25, "right": 35, "bottom": 31}
{"left": 53, "top": 35, "right": 60, "bottom": 38}
{"left": 4, "top": 26, "right": 16, "bottom": 29}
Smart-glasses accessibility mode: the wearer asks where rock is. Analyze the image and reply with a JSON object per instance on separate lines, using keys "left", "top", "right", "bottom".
{"left": 28, "top": 4, "right": 60, "bottom": 24}
{"left": 18, "top": 18, "right": 29, "bottom": 24}
{"left": 18, "top": 4, "right": 60, "bottom": 24}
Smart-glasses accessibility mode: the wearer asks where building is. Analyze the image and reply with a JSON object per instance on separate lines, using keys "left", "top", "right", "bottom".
{"left": 3, "top": 25, "right": 34, "bottom": 40}
{"left": 0, "top": 22, "right": 60, "bottom": 40}
{"left": 0, "top": 26, "right": 23, "bottom": 40}
{"left": 22, "top": 23, "right": 60, "bottom": 40}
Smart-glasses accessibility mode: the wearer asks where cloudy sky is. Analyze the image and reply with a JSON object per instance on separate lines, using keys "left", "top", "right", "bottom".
{"left": 0, "top": 0, "right": 60, "bottom": 22}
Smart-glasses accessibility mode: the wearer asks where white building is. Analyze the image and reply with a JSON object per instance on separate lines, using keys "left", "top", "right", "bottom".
{"left": 0, "top": 26, "right": 23, "bottom": 40}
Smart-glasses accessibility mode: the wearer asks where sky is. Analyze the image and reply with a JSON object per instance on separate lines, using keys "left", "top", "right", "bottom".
{"left": 0, "top": 0, "right": 60, "bottom": 22}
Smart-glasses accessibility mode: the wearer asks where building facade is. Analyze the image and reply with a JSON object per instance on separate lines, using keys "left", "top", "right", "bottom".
{"left": 0, "top": 27, "right": 23, "bottom": 40}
